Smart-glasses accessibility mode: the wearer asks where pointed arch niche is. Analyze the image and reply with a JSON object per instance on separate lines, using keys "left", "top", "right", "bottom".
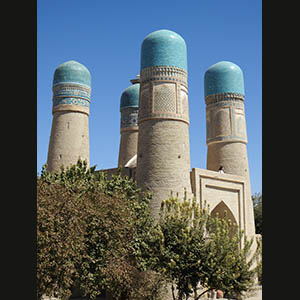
{"left": 190, "top": 168, "right": 247, "bottom": 236}
{"left": 211, "top": 200, "right": 237, "bottom": 226}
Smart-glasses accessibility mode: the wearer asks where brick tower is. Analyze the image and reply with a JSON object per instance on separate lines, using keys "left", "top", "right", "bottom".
{"left": 136, "top": 29, "right": 192, "bottom": 218}
{"left": 204, "top": 60, "right": 256, "bottom": 240}
{"left": 118, "top": 78, "right": 140, "bottom": 167}
{"left": 47, "top": 60, "right": 91, "bottom": 173}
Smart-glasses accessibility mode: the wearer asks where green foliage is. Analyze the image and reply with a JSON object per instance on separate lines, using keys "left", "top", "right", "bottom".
{"left": 37, "top": 159, "right": 166, "bottom": 300}
{"left": 156, "top": 197, "right": 208, "bottom": 299}
{"left": 146, "top": 196, "right": 258, "bottom": 300}
{"left": 37, "top": 181, "right": 86, "bottom": 300}
{"left": 37, "top": 160, "right": 260, "bottom": 300}
{"left": 252, "top": 192, "right": 262, "bottom": 234}
{"left": 255, "top": 235, "right": 262, "bottom": 285}
{"left": 204, "top": 216, "right": 256, "bottom": 300}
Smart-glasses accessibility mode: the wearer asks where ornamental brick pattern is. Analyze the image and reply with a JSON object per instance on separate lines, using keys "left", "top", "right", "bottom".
{"left": 205, "top": 93, "right": 247, "bottom": 145}
{"left": 138, "top": 66, "right": 189, "bottom": 126}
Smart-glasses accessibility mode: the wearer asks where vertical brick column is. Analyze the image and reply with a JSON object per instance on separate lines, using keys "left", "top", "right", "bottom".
{"left": 136, "top": 30, "right": 192, "bottom": 218}
{"left": 47, "top": 60, "right": 91, "bottom": 173}
{"left": 204, "top": 61, "right": 257, "bottom": 246}
{"left": 118, "top": 80, "right": 139, "bottom": 167}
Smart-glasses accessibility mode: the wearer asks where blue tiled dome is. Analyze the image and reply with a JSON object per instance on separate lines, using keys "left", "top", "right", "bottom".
{"left": 53, "top": 60, "right": 91, "bottom": 87}
{"left": 141, "top": 29, "right": 187, "bottom": 71}
{"left": 120, "top": 83, "right": 140, "bottom": 110}
{"left": 204, "top": 61, "right": 244, "bottom": 96}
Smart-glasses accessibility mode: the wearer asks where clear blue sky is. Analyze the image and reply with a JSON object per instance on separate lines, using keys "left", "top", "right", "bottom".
{"left": 37, "top": 0, "right": 262, "bottom": 194}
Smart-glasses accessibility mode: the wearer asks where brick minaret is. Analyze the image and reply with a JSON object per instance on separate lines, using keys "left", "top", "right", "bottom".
{"left": 47, "top": 60, "right": 91, "bottom": 172}
{"left": 204, "top": 60, "right": 256, "bottom": 240}
{"left": 136, "top": 29, "right": 192, "bottom": 218}
{"left": 118, "top": 78, "right": 140, "bottom": 167}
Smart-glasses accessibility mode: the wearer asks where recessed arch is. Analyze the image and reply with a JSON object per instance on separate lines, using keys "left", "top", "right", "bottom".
{"left": 211, "top": 200, "right": 237, "bottom": 226}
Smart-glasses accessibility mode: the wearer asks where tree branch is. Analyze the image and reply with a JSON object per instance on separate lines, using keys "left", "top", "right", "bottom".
{"left": 194, "top": 288, "right": 214, "bottom": 300}
{"left": 172, "top": 284, "right": 176, "bottom": 300}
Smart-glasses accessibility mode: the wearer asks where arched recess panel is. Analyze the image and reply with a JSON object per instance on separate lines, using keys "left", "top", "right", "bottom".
{"left": 211, "top": 200, "right": 237, "bottom": 226}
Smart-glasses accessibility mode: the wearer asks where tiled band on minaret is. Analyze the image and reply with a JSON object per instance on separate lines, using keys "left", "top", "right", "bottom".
{"left": 136, "top": 30, "right": 192, "bottom": 219}
{"left": 47, "top": 60, "right": 91, "bottom": 173}
{"left": 52, "top": 83, "right": 91, "bottom": 115}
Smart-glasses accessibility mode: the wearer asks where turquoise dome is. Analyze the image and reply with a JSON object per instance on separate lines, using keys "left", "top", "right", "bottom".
{"left": 53, "top": 60, "right": 91, "bottom": 87}
{"left": 141, "top": 29, "right": 187, "bottom": 71}
{"left": 120, "top": 84, "right": 140, "bottom": 110}
{"left": 204, "top": 61, "right": 244, "bottom": 96}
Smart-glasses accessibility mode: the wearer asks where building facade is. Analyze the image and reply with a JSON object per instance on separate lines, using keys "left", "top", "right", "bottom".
{"left": 45, "top": 29, "right": 259, "bottom": 299}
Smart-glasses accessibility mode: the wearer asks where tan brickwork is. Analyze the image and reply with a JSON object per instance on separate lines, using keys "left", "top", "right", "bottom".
{"left": 136, "top": 66, "right": 192, "bottom": 219}
{"left": 118, "top": 129, "right": 138, "bottom": 167}
{"left": 191, "top": 168, "right": 252, "bottom": 243}
{"left": 137, "top": 119, "right": 192, "bottom": 217}
{"left": 205, "top": 92, "right": 257, "bottom": 254}
{"left": 47, "top": 111, "right": 90, "bottom": 172}
{"left": 47, "top": 81, "right": 91, "bottom": 173}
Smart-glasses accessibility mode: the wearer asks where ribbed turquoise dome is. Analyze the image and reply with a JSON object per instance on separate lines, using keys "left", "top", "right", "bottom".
{"left": 120, "top": 84, "right": 140, "bottom": 110}
{"left": 141, "top": 29, "right": 187, "bottom": 71}
{"left": 204, "top": 61, "right": 244, "bottom": 96}
{"left": 53, "top": 60, "right": 91, "bottom": 87}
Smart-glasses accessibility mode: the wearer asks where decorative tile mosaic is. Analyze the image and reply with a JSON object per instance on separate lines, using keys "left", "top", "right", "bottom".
{"left": 53, "top": 97, "right": 89, "bottom": 107}
{"left": 52, "top": 82, "right": 91, "bottom": 109}
{"left": 120, "top": 108, "right": 139, "bottom": 130}
{"left": 53, "top": 83, "right": 91, "bottom": 101}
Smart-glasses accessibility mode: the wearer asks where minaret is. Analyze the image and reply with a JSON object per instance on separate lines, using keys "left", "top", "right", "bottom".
{"left": 136, "top": 29, "right": 192, "bottom": 218}
{"left": 204, "top": 60, "right": 256, "bottom": 240}
{"left": 118, "top": 78, "right": 140, "bottom": 167}
{"left": 47, "top": 60, "right": 91, "bottom": 173}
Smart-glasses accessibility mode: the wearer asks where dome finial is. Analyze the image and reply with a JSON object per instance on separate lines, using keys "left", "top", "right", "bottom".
{"left": 53, "top": 60, "right": 91, "bottom": 87}
{"left": 141, "top": 29, "right": 187, "bottom": 71}
{"left": 120, "top": 83, "right": 140, "bottom": 110}
{"left": 204, "top": 61, "right": 244, "bottom": 96}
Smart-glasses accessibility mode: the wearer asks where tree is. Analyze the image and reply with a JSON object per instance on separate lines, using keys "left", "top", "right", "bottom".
{"left": 37, "top": 160, "right": 259, "bottom": 300}
{"left": 37, "top": 160, "right": 167, "bottom": 300}
{"left": 37, "top": 180, "right": 86, "bottom": 299}
{"left": 145, "top": 195, "right": 258, "bottom": 300}
{"left": 252, "top": 193, "right": 262, "bottom": 234}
